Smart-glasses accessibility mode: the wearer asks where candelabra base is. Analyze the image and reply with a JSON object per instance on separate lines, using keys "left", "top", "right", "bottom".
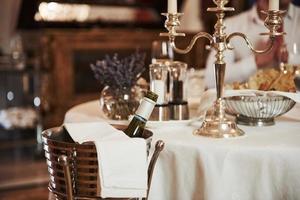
{"left": 194, "top": 100, "right": 245, "bottom": 138}
{"left": 194, "top": 117, "right": 244, "bottom": 138}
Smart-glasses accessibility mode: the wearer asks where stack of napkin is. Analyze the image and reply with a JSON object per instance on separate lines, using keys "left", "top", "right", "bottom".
{"left": 64, "top": 122, "right": 148, "bottom": 198}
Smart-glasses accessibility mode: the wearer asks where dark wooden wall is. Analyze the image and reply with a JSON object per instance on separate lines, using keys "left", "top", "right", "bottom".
{"left": 21, "top": 28, "right": 208, "bottom": 127}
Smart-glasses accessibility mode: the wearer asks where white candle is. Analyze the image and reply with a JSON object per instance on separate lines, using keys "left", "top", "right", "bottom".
{"left": 168, "top": 0, "right": 177, "bottom": 14}
{"left": 151, "top": 80, "right": 165, "bottom": 105}
{"left": 269, "top": 0, "right": 279, "bottom": 10}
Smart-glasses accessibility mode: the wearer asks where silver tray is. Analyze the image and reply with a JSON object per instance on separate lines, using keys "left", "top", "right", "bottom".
{"left": 224, "top": 95, "right": 296, "bottom": 126}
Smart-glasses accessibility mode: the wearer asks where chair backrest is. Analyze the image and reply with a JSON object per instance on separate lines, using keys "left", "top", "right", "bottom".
{"left": 43, "top": 127, "right": 98, "bottom": 197}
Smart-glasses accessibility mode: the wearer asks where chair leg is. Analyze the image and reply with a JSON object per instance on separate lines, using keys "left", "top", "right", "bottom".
{"left": 58, "top": 155, "right": 74, "bottom": 200}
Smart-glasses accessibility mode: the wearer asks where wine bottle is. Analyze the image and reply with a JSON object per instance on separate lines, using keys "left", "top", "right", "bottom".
{"left": 124, "top": 91, "right": 158, "bottom": 137}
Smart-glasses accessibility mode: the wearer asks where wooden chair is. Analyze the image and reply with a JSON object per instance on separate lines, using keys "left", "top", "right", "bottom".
{"left": 42, "top": 125, "right": 164, "bottom": 200}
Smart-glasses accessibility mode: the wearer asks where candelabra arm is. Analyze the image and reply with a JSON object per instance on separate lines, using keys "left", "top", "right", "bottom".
{"left": 170, "top": 32, "right": 214, "bottom": 54}
{"left": 226, "top": 32, "right": 275, "bottom": 54}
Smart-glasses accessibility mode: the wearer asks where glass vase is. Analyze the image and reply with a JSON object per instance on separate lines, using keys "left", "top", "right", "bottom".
{"left": 99, "top": 86, "right": 142, "bottom": 120}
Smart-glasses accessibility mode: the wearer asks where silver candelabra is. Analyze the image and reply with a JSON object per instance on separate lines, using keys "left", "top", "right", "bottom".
{"left": 160, "top": 0, "right": 285, "bottom": 138}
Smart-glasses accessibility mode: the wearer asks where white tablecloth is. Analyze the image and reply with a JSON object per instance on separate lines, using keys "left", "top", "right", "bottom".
{"left": 64, "top": 100, "right": 300, "bottom": 200}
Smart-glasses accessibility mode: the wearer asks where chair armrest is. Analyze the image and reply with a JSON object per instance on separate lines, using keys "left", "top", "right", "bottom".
{"left": 146, "top": 140, "right": 165, "bottom": 199}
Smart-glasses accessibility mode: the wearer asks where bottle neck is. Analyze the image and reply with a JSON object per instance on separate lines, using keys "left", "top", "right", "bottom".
{"left": 135, "top": 97, "right": 156, "bottom": 120}
{"left": 133, "top": 115, "right": 147, "bottom": 124}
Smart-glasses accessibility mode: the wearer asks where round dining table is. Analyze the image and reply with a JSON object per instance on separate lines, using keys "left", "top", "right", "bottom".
{"left": 64, "top": 100, "right": 300, "bottom": 200}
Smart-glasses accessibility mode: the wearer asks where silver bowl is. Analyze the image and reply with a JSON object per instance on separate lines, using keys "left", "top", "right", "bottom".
{"left": 224, "top": 95, "right": 296, "bottom": 126}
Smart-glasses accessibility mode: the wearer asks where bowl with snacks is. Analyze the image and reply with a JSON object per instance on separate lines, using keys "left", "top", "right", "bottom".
{"left": 224, "top": 69, "right": 297, "bottom": 126}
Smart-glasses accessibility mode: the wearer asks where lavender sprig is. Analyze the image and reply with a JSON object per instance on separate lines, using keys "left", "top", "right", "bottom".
{"left": 91, "top": 51, "right": 146, "bottom": 90}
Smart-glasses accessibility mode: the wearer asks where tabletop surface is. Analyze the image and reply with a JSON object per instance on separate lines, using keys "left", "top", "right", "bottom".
{"left": 64, "top": 100, "right": 300, "bottom": 200}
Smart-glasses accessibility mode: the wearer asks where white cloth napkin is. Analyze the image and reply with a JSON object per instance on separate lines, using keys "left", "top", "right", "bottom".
{"left": 64, "top": 122, "right": 148, "bottom": 198}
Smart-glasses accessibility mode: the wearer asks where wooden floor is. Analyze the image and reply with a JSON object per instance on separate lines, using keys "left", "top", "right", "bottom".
{"left": 0, "top": 186, "right": 49, "bottom": 200}
{"left": 0, "top": 129, "right": 50, "bottom": 199}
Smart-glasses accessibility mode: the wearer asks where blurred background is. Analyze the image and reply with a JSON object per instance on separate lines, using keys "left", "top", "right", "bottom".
{"left": 0, "top": 0, "right": 299, "bottom": 199}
